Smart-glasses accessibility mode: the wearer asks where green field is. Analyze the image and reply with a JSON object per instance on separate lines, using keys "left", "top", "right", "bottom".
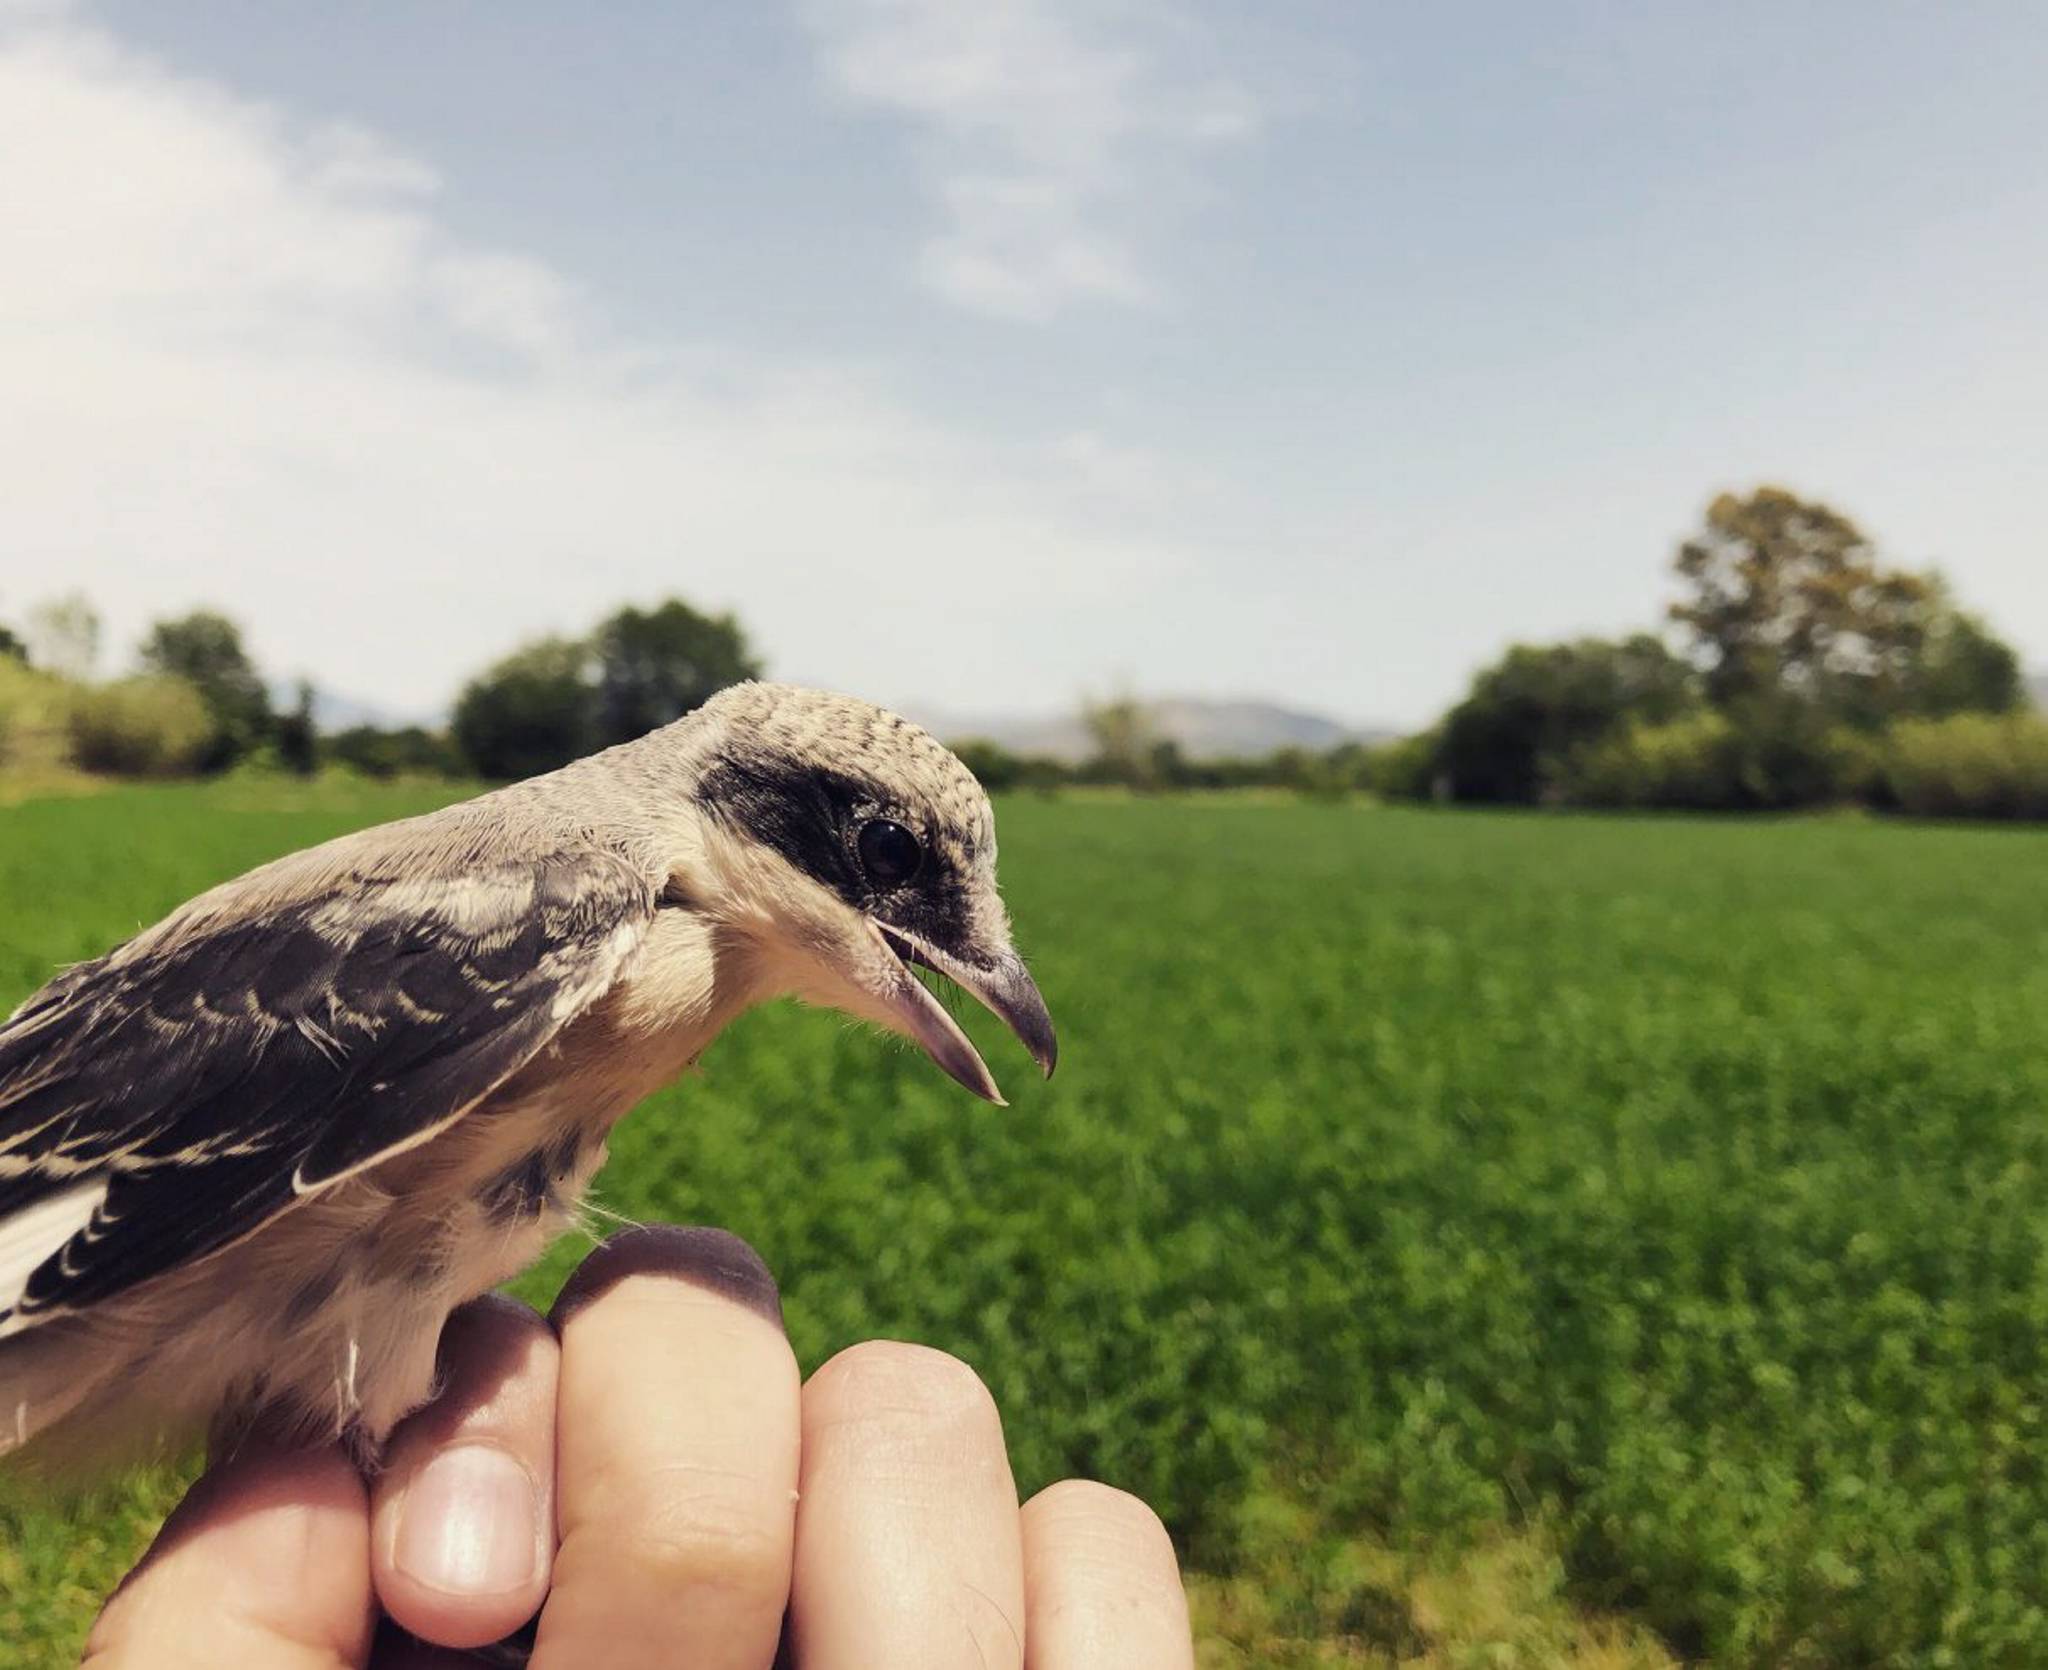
{"left": 4, "top": 781, "right": 2048, "bottom": 1666}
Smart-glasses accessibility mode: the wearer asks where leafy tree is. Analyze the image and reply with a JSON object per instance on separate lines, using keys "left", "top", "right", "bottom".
{"left": 453, "top": 597, "right": 763, "bottom": 780}
{"left": 1669, "top": 487, "right": 2022, "bottom": 728}
{"left": 1435, "top": 635, "right": 1698, "bottom": 803}
{"left": 950, "top": 738, "right": 1024, "bottom": 793}
{"left": 138, "top": 609, "right": 274, "bottom": 769}
{"left": 274, "top": 681, "right": 319, "bottom": 776}
{"left": 591, "top": 601, "right": 761, "bottom": 748}
{"left": 451, "top": 637, "right": 599, "bottom": 781}
{"left": 24, "top": 592, "right": 101, "bottom": 680}
{"left": 1080, "top": 695, "right": 1163, "bottom": 788}
{"left": 0, "top": 623, "right": 25, "bottom": 663}
{"left": 1891, "top": 589, "right": 2024, "bottom": 720}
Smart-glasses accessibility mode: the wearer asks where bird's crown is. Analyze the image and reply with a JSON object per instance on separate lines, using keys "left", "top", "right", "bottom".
{"left": 695, "top": 681, "right": 993, "bottom": 856}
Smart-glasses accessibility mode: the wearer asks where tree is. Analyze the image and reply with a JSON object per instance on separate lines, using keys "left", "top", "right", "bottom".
{"left": 591, "top": 601, "right": 761, "bottom": 748}
{"left": 1669, "top": 487, "right": 2021, "bottom": 728}
{"left": 1080, "top": 694, "right": 1163, "bottom": 788}
{"left": 0, "top": 623, "right": 24, "bottom": 663}
{"left": 274, "top": 681, "right": 319, "bottom": 776}
{"left": 451, "top": 637, "right": 599, "bottom": 781}
{"left": 950, "top": 738, "right": 1024, "bottom": 793}
{"left": 1891, "top": 588, "right": 2024, "bottom": 720}
{"left": 24, "top": 592, "right": 101, "bottom": 680}
{"left": 139, "top": 609, "right": 274, "bottom": 770}
{"left": 1434, "top": 635, "right": 1699, "bottom": 803}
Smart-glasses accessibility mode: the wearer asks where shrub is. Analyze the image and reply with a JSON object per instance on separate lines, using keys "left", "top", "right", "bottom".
{"left": 1563, "top": 710, "right": 1875, "bottom": 811}
{"left": 950, "top": 737, "right": 1025, "bottom": 793}
{"left": 67, "top": 676, "right": 213, "bottom": 776}
{"left": 1564, "top": 710, "right": 1741, "bottom": 809}
{"left": 1883, "top": 712, "right": 2048, "bottom": 820}
{"left": 0, "top": 659, "right": 74, "bottom": 772}
{"left": 1435, "top": 635, "right": 1699, "bottom": 803}
{"left": 137, "top": 610, "right": 273, "bottom": 770}
{"left": 1367, "top": 731, "right": 1442, "bottom": 802}
{"left": 327, "top": 724, "right": 464, "bottom": 780}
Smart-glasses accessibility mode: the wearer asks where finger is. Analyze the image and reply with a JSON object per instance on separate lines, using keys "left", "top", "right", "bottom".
{"left": 1019, "top": 1482, "right": 1193, "bottom": 1670}
{"left": 532, "top": 1225, "right": 800, "bottom": 1670}
{"left": 85, "top": 1436, "right": 374, "bottom": 1670}
{"left": 370, "top": 1295, "right": 560, "bottom": 1650}
{"left": 786, "top": 1341, "right": 1026, "bottom": 1670}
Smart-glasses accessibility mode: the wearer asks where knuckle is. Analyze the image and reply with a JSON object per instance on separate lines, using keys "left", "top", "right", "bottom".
{"left": 575, "top": 1474, "right": 792, "bottom": 1602}
{"left": 642, "top": 1519, "right": 786, "bottom": 1603}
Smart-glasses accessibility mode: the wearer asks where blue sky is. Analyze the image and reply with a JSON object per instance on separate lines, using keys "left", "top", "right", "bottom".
{"left": 3, "top": 1, "right": 2042, "bottom": 727}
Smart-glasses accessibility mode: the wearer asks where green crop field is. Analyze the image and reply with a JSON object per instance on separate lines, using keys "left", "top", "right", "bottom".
{"left": 4, "top": 780, "right": 2048, "bottom": 1667}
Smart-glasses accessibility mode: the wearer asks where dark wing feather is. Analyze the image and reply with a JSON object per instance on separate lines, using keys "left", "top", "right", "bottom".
{"left": 0, "top": 849, "right": 653, "bottom": 1331}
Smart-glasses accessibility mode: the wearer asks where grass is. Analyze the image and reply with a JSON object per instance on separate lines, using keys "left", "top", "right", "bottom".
{"left": 4, "top": 780, "right": 2048, "bottom": 1665}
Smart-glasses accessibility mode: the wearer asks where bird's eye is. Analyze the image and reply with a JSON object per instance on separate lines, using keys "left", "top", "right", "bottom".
{"left": 856, "top": 818, "right": 923, "bottom": 888}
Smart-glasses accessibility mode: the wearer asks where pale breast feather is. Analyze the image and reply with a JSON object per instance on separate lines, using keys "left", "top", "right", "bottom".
{"left": 0, "top": 848, "right": 655, "bottom": 1334}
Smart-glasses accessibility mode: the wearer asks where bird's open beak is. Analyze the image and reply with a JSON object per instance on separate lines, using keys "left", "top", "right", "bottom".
{"left": 871, "top": 923, "right": 1057, "bottom": 1106}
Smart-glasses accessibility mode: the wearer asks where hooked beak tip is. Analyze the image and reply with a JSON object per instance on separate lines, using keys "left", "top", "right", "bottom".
{"left": 875, "top": 926, "right": 1056, "bottom": 1099}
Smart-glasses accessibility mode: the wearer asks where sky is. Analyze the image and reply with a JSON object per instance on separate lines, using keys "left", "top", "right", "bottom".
{"left": 2, "top": 0, "right": 2043, "bottom": 729}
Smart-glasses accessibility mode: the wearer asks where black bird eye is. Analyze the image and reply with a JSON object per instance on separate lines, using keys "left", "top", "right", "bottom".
{"left": 856, "top": 818, "right": 923, "bottom": 888}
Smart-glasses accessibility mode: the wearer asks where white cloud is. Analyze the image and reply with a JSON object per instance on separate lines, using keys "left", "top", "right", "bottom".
{"left": 803, "top": 0, "right": 1257, "bottom": 320}
{"left": 0, "top": 8, "right": 1200, "bottom": 717}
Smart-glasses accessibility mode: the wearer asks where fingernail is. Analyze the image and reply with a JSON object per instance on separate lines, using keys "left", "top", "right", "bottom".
{"left": 394, "top": 1443, "right": 542, "bottom": 1596}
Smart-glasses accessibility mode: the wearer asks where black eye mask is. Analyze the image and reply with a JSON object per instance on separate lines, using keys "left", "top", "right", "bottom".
{"left": 696, "top": 746, "right": 980, "bottom": 952}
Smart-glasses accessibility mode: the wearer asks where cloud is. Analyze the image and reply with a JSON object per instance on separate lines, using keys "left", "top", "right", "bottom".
{"left": 802, "top": 0, "right": 1257, "bottom": 320}
{"left": 0, "top": 8, "right": 1201, "bottom": 718}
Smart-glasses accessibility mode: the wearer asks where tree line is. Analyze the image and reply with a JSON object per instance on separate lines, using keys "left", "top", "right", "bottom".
{"left": 3, "top": 483, "right": 2041, "bottom": 818}
{"left": 1389, "top": 485, "right": 2043, "bottom": 818}
{"left": 0, "top": 599, "right": 319, "bottom": 778}
{"left": 0, "top": 596, "right": 759, "bottom": 785}
{"left": 959, "top": 485, "right": 2045, "bottom": 819}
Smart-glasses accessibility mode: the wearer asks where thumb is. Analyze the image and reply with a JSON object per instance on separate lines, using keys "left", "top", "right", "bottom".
{"left": 84, "top": 1437, "right": 375, "bottom": 1669}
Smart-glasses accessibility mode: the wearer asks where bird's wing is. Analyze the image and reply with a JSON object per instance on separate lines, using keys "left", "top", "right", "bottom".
{"left": 0, "top": 848, "right": 655, "bottom": 1334}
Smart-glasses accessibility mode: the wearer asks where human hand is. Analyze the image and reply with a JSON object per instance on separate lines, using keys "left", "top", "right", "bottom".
{"left": 83, "top": 1226, "right": 1194, "bottom": 1668}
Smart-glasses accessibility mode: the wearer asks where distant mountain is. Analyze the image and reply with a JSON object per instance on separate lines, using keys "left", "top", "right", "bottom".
{"left": 910, "top": 697, "right": 1396, "bottom": 764}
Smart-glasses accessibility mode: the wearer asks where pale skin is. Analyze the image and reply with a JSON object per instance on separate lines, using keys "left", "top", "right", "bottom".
{"left": 82, "top": 1227, "right": 1195, "bottom": 1669}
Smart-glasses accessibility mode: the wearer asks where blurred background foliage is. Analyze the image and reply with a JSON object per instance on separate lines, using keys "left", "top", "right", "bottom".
{"left": 4, "top": 483, "right": 2042, "bottom": 820}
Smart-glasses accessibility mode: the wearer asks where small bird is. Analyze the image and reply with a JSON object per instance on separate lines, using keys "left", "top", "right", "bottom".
{"left": 0, "top": 683, "right": 1054, "bottom": 1463}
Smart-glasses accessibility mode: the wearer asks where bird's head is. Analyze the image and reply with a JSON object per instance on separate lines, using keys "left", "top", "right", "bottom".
{"left": 681, "top": 683, "right": 1055, "bottom": 1104}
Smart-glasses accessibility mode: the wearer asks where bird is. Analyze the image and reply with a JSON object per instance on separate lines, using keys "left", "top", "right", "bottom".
{"left": 0, "top": 682, "right": 1055, "bottom": 1465}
